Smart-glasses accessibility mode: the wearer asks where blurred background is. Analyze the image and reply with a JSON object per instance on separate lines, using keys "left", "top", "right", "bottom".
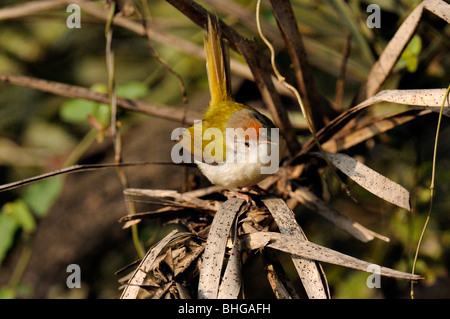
{"left": 0, "top": 0, "right": 449, "bottom": 298}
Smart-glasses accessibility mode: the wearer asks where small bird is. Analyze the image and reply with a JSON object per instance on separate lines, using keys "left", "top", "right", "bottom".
{"left": 180, "top": 16, "right": 285, "bottom": 193}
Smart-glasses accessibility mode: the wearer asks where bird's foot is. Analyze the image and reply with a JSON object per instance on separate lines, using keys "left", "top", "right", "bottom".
{"left": 226, "top": 185, "right": 268, "bottom": 206}
{"left": 226, "top": 190, "right": 256, "bottom": 206}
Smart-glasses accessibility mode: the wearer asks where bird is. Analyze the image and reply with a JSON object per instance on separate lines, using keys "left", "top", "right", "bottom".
{"left": 179, "top": 16, "right": 285, "bottom": 196}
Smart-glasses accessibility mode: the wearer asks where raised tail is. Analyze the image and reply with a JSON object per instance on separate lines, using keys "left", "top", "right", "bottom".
{"left": 204, "top": 15, "right": 232, "bottom": 104}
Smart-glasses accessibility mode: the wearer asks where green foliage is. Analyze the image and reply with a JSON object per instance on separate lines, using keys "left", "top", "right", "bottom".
{"left": 23, "top": 178, "right": 64, "bottom": 218}
{"left": 397, "top": 35, "right": 422, "bottom": 72}
{"left": 60, "top": 99, "right": 106, "bottom": 125}
{"left": 0, "top": 209, "right": 19, "bottom": 266}
{"left": 0, "top": 200, "right": 35, "bottom": 266}
{"left": 60, "top": 82, "right": 149, "bottom": 127}
{"left": 115, "top": 81, "right": 149, "bottom": 100}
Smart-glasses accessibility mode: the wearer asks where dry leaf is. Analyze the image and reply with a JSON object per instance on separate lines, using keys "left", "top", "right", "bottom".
{"left": 241, "top": 232, "right": 422, "bottom": 281}
{"left": 356, "top": 89, "right": 450, "bottom": 115}
{"left": 121, "top": 229, "right": 179, "bottom": 299}
{"left": 174, "top": 244, "right": 205, "bottom": 277}
{"left": 197, "top": 198, "right": 245, "bottom": 299}
{"left": 217, "top": 240, "right": 242, "bottom": 298}
{"left": 315, "top": 152, "right": 411, "bottom": 211}
{"left": 262, "top": 197, "right": 329, "bottom": 299}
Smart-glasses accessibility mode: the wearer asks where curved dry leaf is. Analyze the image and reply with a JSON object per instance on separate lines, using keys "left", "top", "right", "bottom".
{"left": 315, "top": 152, "right": 411, "bottom": 211}
{"left": 197, "top": 198, "right": 245, "bottom": 299}
{"left": 425, "top": 0, "right": 450, "bottom": 23}
{"left": 121, "top": 229, "right": 179, "bottom": 299}
{"left": 262, "top": 197, "right": 329, "bottom": 299}
{"left": 356, "top": 89, "right": 450, "bottom": 116}
{"left": 241, "top": 232, "right": 422, "bottom": 281}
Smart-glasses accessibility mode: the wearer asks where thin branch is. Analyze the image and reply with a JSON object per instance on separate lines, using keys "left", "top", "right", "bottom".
{"left": 0, "top": 0, "right": 65, "bottom": 21}
{"left": 105, "top": 0, "right": 145, "bottom": 258}
{"left": 0, "top": 73, "right": 201, "bottom": 123}
{"left": 0, "top": 161, "right": 188, "bottom": 192}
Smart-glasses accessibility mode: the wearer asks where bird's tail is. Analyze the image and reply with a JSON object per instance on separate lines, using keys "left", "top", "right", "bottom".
{"left": 204, "top": 15, "right": 232, "bottom": 104}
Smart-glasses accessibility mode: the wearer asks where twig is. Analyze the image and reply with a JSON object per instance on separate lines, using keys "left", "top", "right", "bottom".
{"left": 0, "top": 73, "right": 201, "bottom": 123}
{"left": 105, "top": 0, "right": 145, "bottom": 258}
{"left": 0, "top": 165, "right": 102, "bottom": 192}
{"left": 0, "top": 161, "right": 187, "bottom": 192}
{"left": 410, "top": 84, "right": 450, "bottom": 298}
{"left": 7, "top": 234, "right": 33, "bottom": 298}
{"left": 0, "top": 0, "right": 294, "bottom": 100}
{"left": 0, "top": 0, "right": 65, "bottom": 21}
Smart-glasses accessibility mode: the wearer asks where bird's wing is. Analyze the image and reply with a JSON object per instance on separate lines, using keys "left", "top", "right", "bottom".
{"left": 179, "top": 121, "right": 226, "bottom": 164}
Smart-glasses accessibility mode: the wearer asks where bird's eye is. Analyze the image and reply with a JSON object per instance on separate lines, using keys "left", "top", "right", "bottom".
{"left": 244, "top": 141, "right": 250, "bottom": 147}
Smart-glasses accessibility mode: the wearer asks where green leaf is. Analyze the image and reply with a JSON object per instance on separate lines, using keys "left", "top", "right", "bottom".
{"left": 398, "top": 35, "right": 422, "bottom": 73}
{"left": 0, "top": 210, "right": 19, "bottom": 266}
{"left": 92, "top": 103, "right": 111, "bottom": 127}
{"left": 406, "top": 56, "right": 419, "bottom": 73}
{"left": 60, "top": 98, "right": 99, "bottom": 124}
{"left": 116, "top": 82, "right": 148, "bottom": 99}
{"left": 23, "top": 177, "right": 63, "bottom": 218}
{"left": 3, "top": 200, "right": 35, "bottom": 233}
{"left": 406, "top": 35, "right": 422, "bottom": 55}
